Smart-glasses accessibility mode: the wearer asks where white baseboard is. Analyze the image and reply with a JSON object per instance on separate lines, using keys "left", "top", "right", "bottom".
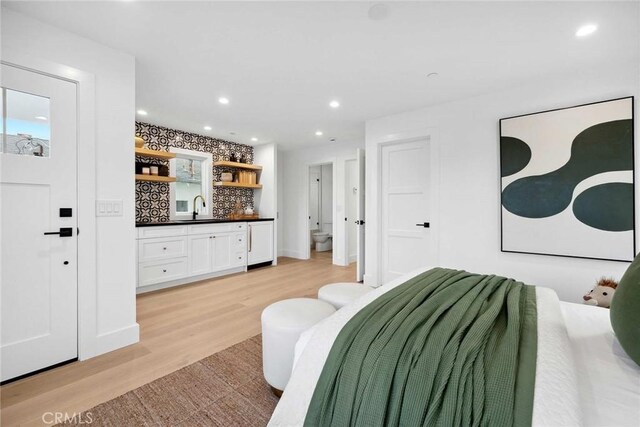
{"left": 136, "top": 266, "right": 247, "bottom": 294}
{"left": 80, "top": 323, "right": 140, "bottom": 361}
{"left": 281, "top": 249, "right": 306, "bottom": 259}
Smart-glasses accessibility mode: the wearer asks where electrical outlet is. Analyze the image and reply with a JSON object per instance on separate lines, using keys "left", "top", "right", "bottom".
{"left": 96, "top": 200, "right": 123, "bottom": 217}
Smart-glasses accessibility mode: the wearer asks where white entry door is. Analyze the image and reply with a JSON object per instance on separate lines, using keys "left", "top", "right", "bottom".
{"left": 355, "top": 148, "right": 366, "bottom": 282}
{"left": 1, "top": 64, "right": 78, "bottom": 382}
{"left": 380, "top": 139, "right": 432, "bottom": 284}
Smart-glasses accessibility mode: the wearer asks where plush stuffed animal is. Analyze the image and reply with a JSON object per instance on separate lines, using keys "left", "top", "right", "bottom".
{"left": 583, "top": 278, "right": 618, "bottom": 308}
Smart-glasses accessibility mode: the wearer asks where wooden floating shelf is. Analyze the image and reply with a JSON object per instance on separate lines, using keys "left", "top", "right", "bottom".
{"left": 213, "top": 161, "right": 262, "bottom": 170}
{"left": 135, "top": 147, "right": 176, "bottom": 160}
{"left": 136, "top": 174, "right": 176, "bottom": 183}
{"left": 214, "top": 182, "right": 262, "bottom": 189}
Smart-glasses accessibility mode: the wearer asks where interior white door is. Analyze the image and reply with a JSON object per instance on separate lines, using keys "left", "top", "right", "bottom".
{"left": 1, "top": 64, "right": 78, "bottom": 382}
{"left": 356, "top": 148, "right": 366, "bottom": 282}
{"left": 309, "top": 170, "right": 320, "bottom": 231}
{"left": 380, "top": 139, "right": 432, "bottom": 284}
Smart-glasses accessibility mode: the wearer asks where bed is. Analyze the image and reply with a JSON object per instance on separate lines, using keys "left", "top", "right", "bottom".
{"left": 269, "top": 267, "right": 640, "bottom": 427}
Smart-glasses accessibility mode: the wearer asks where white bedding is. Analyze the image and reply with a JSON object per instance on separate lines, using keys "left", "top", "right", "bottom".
{"left": 269, "top": 267, "right": 602, "bottom": 427}
{"left": 560, "top": 302, "right": 640, "bottom": 426}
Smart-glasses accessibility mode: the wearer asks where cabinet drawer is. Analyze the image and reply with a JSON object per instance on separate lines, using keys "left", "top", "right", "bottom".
{"left": 189, "top": 222, "right": 246, "bottom": 235}
{"left": 137, "top": 225, "right": 188, "bottom": 239}
{"left": 235, "top": 232, "right": 247, "bottom": 249}
{"left": 138, "top": 237, "right": 188, "bottom": 261}
{"left": 233, "top": 251, "right": 246, "bottom": 267}
{"left": 138, "top": 258, "right": 188, "bottom": 287}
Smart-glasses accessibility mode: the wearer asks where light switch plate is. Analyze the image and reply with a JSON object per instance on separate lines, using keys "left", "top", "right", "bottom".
{"left": 96, "top": 200, "right": 123, "bottom": 217}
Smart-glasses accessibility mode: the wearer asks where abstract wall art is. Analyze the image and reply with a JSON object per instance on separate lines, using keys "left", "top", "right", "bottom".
{"left": 500, "top": 97, "right": 635, "bottom": 262}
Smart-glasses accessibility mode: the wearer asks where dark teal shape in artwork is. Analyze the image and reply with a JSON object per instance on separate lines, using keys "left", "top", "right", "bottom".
{"left": 500, "top": 137, "right": 532, "bottom": 177}
{"left": 573, "top": 183, "right": 633, "bottom": 231}
{"left": 502, "top": 119, "right": 633, "bottom": 218}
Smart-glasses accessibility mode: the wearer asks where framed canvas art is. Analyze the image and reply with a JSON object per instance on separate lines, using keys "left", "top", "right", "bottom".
{"left": 500, "top": 96, "right": 635, "bottom": 262}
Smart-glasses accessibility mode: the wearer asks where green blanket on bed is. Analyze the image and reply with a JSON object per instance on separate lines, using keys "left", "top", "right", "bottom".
{"left": 304, "top": 268, "right": 537, "bottom": 427}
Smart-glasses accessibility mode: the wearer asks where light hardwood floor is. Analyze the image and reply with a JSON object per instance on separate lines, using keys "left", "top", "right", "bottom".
{"left": 1, "top": 253, "right": 354, "bottom": 426}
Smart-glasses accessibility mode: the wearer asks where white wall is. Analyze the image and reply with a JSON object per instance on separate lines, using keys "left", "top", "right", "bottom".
{"left": 366, "top": 62, "right": 640, "bottom": 303}
{"left": 281, "top": 141, "right": 364, "bottom": 265}
{"left": 253, "top": 143, "right": 278, "bottom": 264}
{"left": 2, "top": 9, "right": 139, "bottom": 358}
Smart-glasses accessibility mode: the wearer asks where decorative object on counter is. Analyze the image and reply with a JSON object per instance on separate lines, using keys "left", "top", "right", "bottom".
{"left": 150, "top": 166, "right": 159, "bottom": 176}
{"left": 239, "top": 154, "right": 246, "bottom": 163}
{"left": 221, "top": 172, "right": 233, "bottom": 182}
{"left": 245, "top": 206, "right": 254, "bottom": 215}
{"left": 135, "top": 136, "right": 145, "bottom": 148}
{"left": 230, "top": 153, "right": 238, "bottom": 162}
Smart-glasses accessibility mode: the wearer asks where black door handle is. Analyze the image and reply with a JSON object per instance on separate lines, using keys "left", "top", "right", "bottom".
{"left": 355, "top": 220, "right": 365, "bottom": 225}
{"left": 44, "top": 227, "right": 73, "bottom": 237}
{"left": 416, "top": 222, "right": 430, "bottom": 228}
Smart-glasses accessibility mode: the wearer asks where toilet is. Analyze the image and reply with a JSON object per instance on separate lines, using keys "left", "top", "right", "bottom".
{"left": 312, "top": 231, "right": 332, "bottom": 252}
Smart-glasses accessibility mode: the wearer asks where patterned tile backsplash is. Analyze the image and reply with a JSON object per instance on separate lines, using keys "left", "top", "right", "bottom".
{"left": 135, "top": 122, "right": 255, "bottom": 223}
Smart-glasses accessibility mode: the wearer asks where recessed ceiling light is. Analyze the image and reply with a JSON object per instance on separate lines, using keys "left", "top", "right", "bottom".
{"left": 576, "top": 23, "right": 597, "bottom": 37}
{"left": 218, "top": 97, "right": 230, "bottom": 105}
{"left": 34, "top": 116, "right": 48, "bottom": 121}
{"left": 368, "top": 3, "right": 390, "bottom": 21}
{"left": 315, "top": 130, "right": 323, "bottom": 136}
{"left": 204, "top": 126, "right": 212, "bottom": 131}
{"left": 251, "top": 137, "right": 258, "bottom": 142}
{"left": 329, "top": 100, "right": 340, "bottom": 109}
{"left": 136, "top": 109, "right": 148, "bottom": 116}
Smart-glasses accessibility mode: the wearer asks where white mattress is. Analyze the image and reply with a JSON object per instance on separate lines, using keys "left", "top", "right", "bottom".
{"left": 269, "top": 268, "right": 635, "bottom": 426}
{"left": 560, "top": 302, "right": 640, "bottom": 426}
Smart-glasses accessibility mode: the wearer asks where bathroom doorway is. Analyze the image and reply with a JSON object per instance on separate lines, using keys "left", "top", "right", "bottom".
{"left": 307, "top": 162, "right": 335, "bottom": 260}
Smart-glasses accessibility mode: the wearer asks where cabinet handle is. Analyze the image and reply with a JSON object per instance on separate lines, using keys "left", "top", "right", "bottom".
{"left": 162, "top": 269, "right": 167, "bottom": 273}
{"left": 248, "top": 225, "right": 252, "bottom": 252}
{"left": 163, "top": 247, "right": 167, "bottom": 250}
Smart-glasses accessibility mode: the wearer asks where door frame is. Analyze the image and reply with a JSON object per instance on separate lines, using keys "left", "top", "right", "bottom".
{"left": 302, "top": 159, "right": 337, "bottom": 263}
{"left": 375, "top": 131, "right": 440, "bottom": 286}
{"left": 2, "top": 49, "right": 99, "bottom": 360}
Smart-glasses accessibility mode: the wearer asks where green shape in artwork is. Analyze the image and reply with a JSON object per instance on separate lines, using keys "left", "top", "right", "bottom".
{"left": 500, "top": 137, "right": 532, "bottom": 177}
{"left": 573, "top": 183, "right": 633, "bottom": 231}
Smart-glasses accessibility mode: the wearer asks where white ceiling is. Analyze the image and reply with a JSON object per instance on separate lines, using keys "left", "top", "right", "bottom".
{"left": 4, "top": 1, "right": 639, "bottom": 149}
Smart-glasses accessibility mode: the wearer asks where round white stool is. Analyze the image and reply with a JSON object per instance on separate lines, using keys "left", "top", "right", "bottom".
{"left": 318, "top": 282, "right": 372, "bottom": 309}
{"left": 261, "top": 298, "right": 335, "bottom": 395}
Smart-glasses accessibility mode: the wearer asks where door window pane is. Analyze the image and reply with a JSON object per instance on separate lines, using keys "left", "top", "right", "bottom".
{"left": 175, "top": 157, "right": 204, "bottom": 213}
{"left": 2, "top": 89, "right": 50, "bottom": 157}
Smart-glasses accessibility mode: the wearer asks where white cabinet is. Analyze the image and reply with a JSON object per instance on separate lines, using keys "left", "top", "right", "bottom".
{"left": 248, "top": 221, "right": 274, "bottom": 265}
{"left": 188, "top": 234, "right": 214, "bottom": 276}
{"left": 137, "top": 222, "right": 251, "bottom": 292}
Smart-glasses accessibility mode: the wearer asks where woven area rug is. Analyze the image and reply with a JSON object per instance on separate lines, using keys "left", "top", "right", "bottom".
{"left": 61, "top": 335, "right": 279, "bottom": 426}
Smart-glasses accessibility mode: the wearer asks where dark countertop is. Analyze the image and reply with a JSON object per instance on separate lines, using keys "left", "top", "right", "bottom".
{"left": 136, "top": 218, "right": 275, "bottom": 227}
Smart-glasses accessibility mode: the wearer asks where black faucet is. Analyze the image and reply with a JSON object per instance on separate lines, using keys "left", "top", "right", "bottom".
{"left": 193, "top": 195, "right": 206, "bottom": 220}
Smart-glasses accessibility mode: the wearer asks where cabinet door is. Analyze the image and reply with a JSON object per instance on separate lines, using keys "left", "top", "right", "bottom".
{"left": 248, "top": 222, "right": 274, "bottom": 265}
{"left": 189, "top": 234, "right": 213, "bottom": 276}
{"left": 211, "top": 233, "right": 233, "bottom": 272}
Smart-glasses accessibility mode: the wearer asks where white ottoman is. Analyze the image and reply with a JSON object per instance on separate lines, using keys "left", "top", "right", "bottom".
{"left": 261, "top": 298, "right": 335, "bottom": 395}
{"left": 318, "top": 282, "right": 372, "bottom": 309}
